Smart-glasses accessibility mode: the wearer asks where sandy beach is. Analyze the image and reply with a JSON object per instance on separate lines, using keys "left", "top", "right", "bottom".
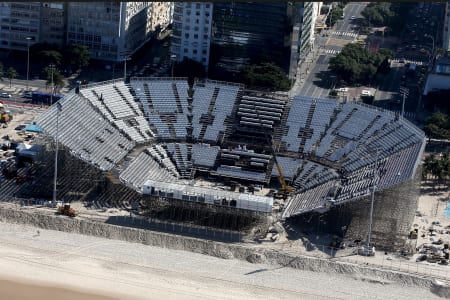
{"left": 0, "top": 278, "right": 117, "bottom": 300}
{"left": 0, "top": 220, "right": 443, "bottom": 300}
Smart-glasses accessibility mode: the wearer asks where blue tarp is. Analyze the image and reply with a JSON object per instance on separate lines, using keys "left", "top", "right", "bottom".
{"left": 444, "top": 203, "right": 450, "bottom": 217}
{"left": 25, "top": 124, "right": 43, "bottom": 133}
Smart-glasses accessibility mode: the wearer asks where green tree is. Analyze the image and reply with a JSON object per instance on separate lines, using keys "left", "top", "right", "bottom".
{"left": 327, "top": 7, "right": 343, "bottom": 27}
{"left": 7, "top": 67, "right": 17, "bottom": 88}
{"left": 361, "top": 2, "right": 394, "bottom": 27}
{"left": 240, "top": 63, "right": 291, "bottom": 91}
{"left": 329, "top": 44, "right": 392, "bottom": 85}
{"left": 43, "top": 66, "right": 64, "bottom": 94}
{"left": 67, "top": 43, "right": 90, "bottom": 71}
{"left": 38, "top": 50, "right": 62, "bottom": 66}
{"left": 424, "top": 112, "right": 450, "bottom": 140}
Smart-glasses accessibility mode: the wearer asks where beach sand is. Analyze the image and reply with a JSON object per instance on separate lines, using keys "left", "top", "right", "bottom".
{"left": 0, "top": 277, "right": 117, "bottom": 300}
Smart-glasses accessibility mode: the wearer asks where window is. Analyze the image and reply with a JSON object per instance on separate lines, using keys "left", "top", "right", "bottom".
{"left": 203, "top": 34, "right": 208, "bottom": 39}
{"left": 184, "top": 33, "right": 189, "bottom": 39}
{"left": 194, "top": 34, "right": 198, "bottom": 39}
{"left": 193, "top": 49, "right": 197, "bottom": 54}
{"left": 202, "top": 49, "right": 207, "bottom": 54}
{"left": 184, "top": 48, "right": 188, "bottom": 53}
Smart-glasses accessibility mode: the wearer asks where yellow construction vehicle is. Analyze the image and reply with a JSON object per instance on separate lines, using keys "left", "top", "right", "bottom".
{"left": 57, "top": 204, "right": 77, "bottom": 217}
{"left": 273, "top": 154, "right": 293, "bottom": 199}
{"left": 265, "top": 134, "right": 293, "bottom": 199}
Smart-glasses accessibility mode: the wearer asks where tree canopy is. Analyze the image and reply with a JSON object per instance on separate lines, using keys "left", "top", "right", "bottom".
{"left": 67, "top": 43, "right": 90, "bottom": 71}
{"left": 361, "top": 2, "right": 415, "bottom": 33}
{"left": 423, "top": 153, "right": 450, "bottom": 187}
{"left": 327, "top": 6, "right": 343, "bottom": 27}
{"left": 240, "top": 62, "right": 291, "bottom": 91}
{"left": 38, "top": 50, "right": 62, "bottom": 66}
{"left": 7, "top": 67, "right": 17, "bottom": 88}
{"left": 424, "top": 112, "right": 450, "bottom": 140}
{"left": 43, "top": 66, "right": 64, "bottom": 94}
{"left": 328, "top": 44, "right": 392, "bottom": 84}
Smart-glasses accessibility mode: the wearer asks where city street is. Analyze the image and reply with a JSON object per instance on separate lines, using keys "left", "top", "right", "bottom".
{"left": 293, "top": 2, "right": 367, "bottom": 98}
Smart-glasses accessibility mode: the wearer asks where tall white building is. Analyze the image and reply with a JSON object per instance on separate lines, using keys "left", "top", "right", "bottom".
{"left": 0, "top": 2, "right": 40, "bottom": 51}
{"left": 67, "top": 2, "right": 171, "bottom": 61}
{"left": 171, "top": 2, "right": 213, "bottom": 69}
{"left": 444, "top": 2, "right": 450, "bottom": 53}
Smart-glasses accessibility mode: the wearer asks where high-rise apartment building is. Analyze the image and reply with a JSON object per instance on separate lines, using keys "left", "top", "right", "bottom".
{"left": 67, "top": 2, "right": 171, "bottom": 61}
{"left": 210, "top": 2, "right": 294, "bottom": 75}
{"left": 40, "top": 2, "right": 67, "bottom": 48}
{"left": 443, "top": 2, "right": 450, "bottom": 53}
{"left": 0, "top": 2, "right": 40, "bottom": 51}
{"left": 170, "top": 2, "right": 318, "bottom": 79}
{"left": 171, "top": 2, "right": 213, "bottom": 69}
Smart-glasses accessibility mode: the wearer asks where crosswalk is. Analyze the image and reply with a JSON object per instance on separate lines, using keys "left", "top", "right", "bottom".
{"left": 391, "top": 58, "right": 426, "bottom": 66}
{"left": 391, "top": 55, "right": 428, "bottom": 66}
{"left": 322, "top": 49, "right": 341, "bottom": 55}
{"left": 325, "top": 49, "right": 341, "bottom": 55}
{"left": 331, "top": 31, "right": 358, "bottom": 38}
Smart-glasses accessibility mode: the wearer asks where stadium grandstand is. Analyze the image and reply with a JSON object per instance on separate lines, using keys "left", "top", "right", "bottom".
{"left": 23, "top": 77, "right": 425, "bottom": 242}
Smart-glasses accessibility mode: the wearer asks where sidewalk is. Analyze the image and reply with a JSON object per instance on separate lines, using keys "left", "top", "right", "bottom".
{"left": 290, "top": 44, "right": 322, "bottom": 96}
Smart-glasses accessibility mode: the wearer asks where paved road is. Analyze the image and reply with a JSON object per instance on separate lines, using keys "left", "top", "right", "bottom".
{"left": 295, "top": 2, "right": 367, "bottom": 99}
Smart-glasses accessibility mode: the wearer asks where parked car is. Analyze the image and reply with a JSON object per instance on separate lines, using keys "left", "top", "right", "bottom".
{"left": 0, "top": 92, "right": 12, "bottom": 98}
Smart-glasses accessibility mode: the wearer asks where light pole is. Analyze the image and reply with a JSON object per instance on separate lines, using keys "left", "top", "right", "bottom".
{"left": 170, "top": 54, "right": 177, "bottom": 79}
{"left": 399, "top": 87, "right": 409, "bottom": 118}
{"left": 123, "top": 57, "right": 131, "bottom": 81}
{"left": 26, "top": 37, "right": 32, "bottom": 91}
{"left": 49, "top": 64, "right": 55, "bottom": 104}
{"left": 53, "top": 101, "right": 62, "bottom": 207}
{"left": 366, "top": 148, "right": 379, "bottom": 252}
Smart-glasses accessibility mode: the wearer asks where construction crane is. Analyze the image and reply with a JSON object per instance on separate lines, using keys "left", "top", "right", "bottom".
{"left": 264, "top": 133, "right": 292, "bottom": 199}
{"left": 271, "top": 148, "right": 293, "bottom": 199}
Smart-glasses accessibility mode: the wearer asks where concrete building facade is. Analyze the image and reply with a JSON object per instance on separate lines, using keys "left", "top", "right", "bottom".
{"left": 170, "top": 2, "right": 318, "bottom": 80}
{"left": 67, "top": 2, "right": 171, "bottom": 62}
{"left": 0, "top": 2, "right": 41, "bottom": 51}
{"left": 171, "top": 2, "right": 213, "bottom": 69}
{"left": 443, "top": 2, "right": 450, "bottom": 53}
{"left": 39, "top": 2, "right": 67, "bottom": 48}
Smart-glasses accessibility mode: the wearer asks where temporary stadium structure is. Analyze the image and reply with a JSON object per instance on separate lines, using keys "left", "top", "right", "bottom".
{"left": 33, "top": 78, "right": 425, "bottom": 221}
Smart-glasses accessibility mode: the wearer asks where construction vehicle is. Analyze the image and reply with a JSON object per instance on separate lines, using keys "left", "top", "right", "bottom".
{"left": 265, "top": 134, "right": 293, "bottom": 199}
{"left": 0, "top": 103, "right": 12, "bottom": 124}
{"left": 57, "top": 204, "right": 77, "bottom": 217}
{"left": 273, "top": 154, "right": 293, "bottom": 199}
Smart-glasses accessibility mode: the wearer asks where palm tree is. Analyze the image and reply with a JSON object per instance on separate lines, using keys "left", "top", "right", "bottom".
{"left": 7, "top": 67, "right": 17, "bottom": 88}
{"left": 43, "top": 66, "right": 64, "bottom": 94}
{"left": 423, "top": 155, "right": 436, "bottom": 181}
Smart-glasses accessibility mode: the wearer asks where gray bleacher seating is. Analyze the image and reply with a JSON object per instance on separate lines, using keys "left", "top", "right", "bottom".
{"left": 79, "top": 80, "right": 154, "bottom": 143}
{"left": 36, "top": 92, "right": 134, "bottom": 171}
